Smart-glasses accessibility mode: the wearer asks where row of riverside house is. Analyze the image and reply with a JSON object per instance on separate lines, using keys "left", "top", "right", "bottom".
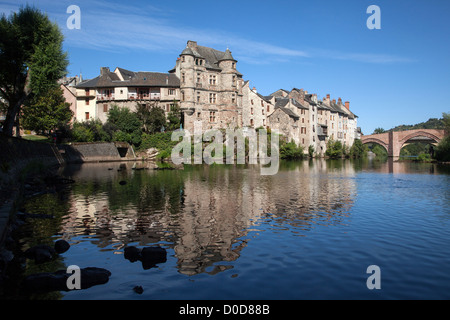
{"left": 62, "top": 40, "right": 360, "bottom": 157}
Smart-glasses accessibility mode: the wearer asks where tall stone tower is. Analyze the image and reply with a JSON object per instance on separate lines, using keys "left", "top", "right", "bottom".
{"left": 171, "top": 41, "right": 243, "bottom": 132}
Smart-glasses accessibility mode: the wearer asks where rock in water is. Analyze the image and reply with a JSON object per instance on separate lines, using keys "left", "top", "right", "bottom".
{"left": 124, "top": 246, "right": 167, "bottom": 270}
{"left": 133, "top": 285, "right": 144, "bottom": 294}
{"left": 124, "top": 246, "right": 142, "bottom": 262}
{"left": 140, "top": 247, "right": 167, "bottom": 269}
{"left": 23, "top": 267, "right": 111, "bottom": 292}
{"left": 24, "top": 245, "right": 56, "bottom": 264}
{"left": 54, "top": 240, "right": 70, "bottom": 254}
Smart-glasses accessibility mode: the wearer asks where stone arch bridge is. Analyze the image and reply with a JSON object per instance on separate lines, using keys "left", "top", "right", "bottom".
{"left": 361, "top": 129, "right": 446, "bottom": 158}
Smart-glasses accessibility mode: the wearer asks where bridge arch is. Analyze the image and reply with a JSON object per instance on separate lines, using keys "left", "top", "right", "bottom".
{"left": 360, "top": 137, "right": 389, "bottom": 154}
{"left": 398, "top": 130, "right": 442, "bottom": 147}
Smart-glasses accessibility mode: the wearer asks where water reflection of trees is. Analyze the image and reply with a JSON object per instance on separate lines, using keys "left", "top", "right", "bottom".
{"left": 60, "top": 160, "right": 358, "bottom": 276}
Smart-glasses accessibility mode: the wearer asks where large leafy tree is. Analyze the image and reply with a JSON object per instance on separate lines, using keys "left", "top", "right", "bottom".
{"left": 135, "top": 102, "right": 166, "bottom": 134}
{"left": 0, "top": 5, "right": 68, "bottom": 136}
{"left": 21, "top": 87, "right": 73, "bottom": 134}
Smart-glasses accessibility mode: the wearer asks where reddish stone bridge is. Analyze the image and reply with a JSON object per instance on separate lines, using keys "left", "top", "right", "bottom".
{"left": 361, "top": 129, "right": 446, "bottom": 158}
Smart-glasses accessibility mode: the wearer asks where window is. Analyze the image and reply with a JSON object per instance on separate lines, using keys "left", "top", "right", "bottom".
{"left": 120, "top": 90, "right": 123, "bottom": 94}
{"left": 209, "top": 75, "right": 217, "bottom": 85}
{"left": 181, "top": 73, "right": 185, "bottom": 83}
{"left": 250, "top": 119, "right": 254, "bottom": 127}
{"left": 85, "top": 98, "right": 89, "bottom": 106}
{"left": 232, "top": 94, "right": 236, "bottom": 104}
{"left": 85, "top": 89, "right": 89, "bottom": 96}
{"left": 103, "top": 104, "right": 108, "bottom": 112}
{"left": 262, "top": 108, "right": 264, "bottom": 115}
{"left": 168, "top": 89, "right": 175, "bottom": 95}
{"left": 261, "top": 101, "right": 264, "bottom": 107}
{"left": 181, "top": 91, "right": 185, "bottom": 101}
{"left": 263, "top": 119, "right": 266, "bottom": 126}
{"left": 267, "top": 105, "right": 270, "bottom": 113}
{"left": 197, "top": 93, "right": 201, "bottom": 103}
{"left": 85, "top": 112, "right": 90, "bottom": 120}
{"left": 232, "top": 63, "right": 236, "bottom": 69}
{"left": 209, "top": 111, "right": 216, "bottom": 122}
{"left": 209, "top": 93, "right": 216, "bottom": 103}
{"left": 251, "top": 99, "right": 254, "bottom": 105}
{"left": 197, "top": 73, "right": 201, "bottom": 83}
{"left": 232, "top": 75, "right": 236, "bottom": 86}
{"left": 302, "top": 118, "right": 305, "bottom": 123}
{"left": 251, "top": 107, "right": 254, "bottom": 115}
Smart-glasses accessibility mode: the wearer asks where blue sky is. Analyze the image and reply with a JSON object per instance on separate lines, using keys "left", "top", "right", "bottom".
{"left": 1, "top": 0, "right": 449, "bottom": 134}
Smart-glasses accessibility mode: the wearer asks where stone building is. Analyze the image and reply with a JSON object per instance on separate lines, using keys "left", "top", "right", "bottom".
{"left": 74, "top": 67, "right": 180, "bottom": 123}
{"left": 242, "top": 81, "right": 274, "bottom": 129}
{"left": 70, "top": 40, "right": 359, "bottom": 156}
{"left": 169, "top": 40, "right": 244, "bottom": 132}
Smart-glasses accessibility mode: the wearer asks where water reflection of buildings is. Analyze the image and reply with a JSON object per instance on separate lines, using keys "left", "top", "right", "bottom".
{"left": 60, "top": 161, "right": 357, "bottom": 276}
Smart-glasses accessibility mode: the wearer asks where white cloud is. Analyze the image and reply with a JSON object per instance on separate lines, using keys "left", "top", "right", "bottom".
{"left": 0, "top": 0, "right": 414, "bottom": 65}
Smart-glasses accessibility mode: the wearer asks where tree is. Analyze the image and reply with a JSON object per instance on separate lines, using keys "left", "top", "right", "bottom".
{"left": 21, "top": 87, "right": 73, "bottom": 134}
{"left": 434, "top": 112, "right": 450, "bottom": 162}
{"left": 107, "top": 105, "right": 142, "bottom": 146}
{"left": 443, "top": 112, "right": 450, "bottom": 134}
{"left": 373, "top": 127, "right": 386, "bottom": 134}
{"left": 325, "top": 139, "right": 343, "bottom": 159}
{"left": 167, "top": 100, "right": 181, "bottom": 131}
{"left": 135, "top": 102, "right": 167, "bottom": 134}
{"left": 0, "top": 6, "right": 68, "bottom": 137}
{"left": 350, "top": 139, "right": 367, "bottom": 158}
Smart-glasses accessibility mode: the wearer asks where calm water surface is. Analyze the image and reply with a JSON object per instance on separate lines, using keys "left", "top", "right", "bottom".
{"left": 9, "top": 159, "right": 450, "bottom": 299}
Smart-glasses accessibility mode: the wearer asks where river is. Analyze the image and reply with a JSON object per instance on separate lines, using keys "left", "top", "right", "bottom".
{"left": 5, "top": 158, "right": 450, "bottom": 300}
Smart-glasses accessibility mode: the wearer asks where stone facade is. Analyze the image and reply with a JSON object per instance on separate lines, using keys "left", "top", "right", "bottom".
{"left": 170, "top": 41, "right": 243, "bottom": 132}
{"left": 242, "top": 81, "right": 274, "bottom": 129}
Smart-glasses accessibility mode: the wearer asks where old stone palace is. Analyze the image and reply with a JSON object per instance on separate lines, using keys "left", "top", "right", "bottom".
{"left": 68, "top": 40, "right": 359, "bottom": 156}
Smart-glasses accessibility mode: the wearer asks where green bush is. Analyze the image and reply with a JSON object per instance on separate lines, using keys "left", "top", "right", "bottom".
{"left": 280, "top": 140, "right": 304, "bottom": 160}
{"left": 434, "top": 135, "right": 450, "bottom": 162}
{"left": 325, "top": 139, "right": 343, "bottom": 159}
{"left": 71, "top": 122, "right": 95, "bottom": 142}
{"left": 417, "top": 153, "right": 431, "bottom": 162}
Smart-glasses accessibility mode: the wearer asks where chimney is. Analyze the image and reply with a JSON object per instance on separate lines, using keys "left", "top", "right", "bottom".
{"left": 332, "top": 99, "right": 336, "bottom": 104}
{"left": 100, "top": 67, "right": 110, "bottom": 76}
{"left": 326, "top": 94, "right": 330, "bottom": 100}
{"left": 187, "top": 40, "right": 198, "bottom": 49}
{"left": 345, "top": 101, "right": 350, "bottom": 110}
{"left": 253, "top": 87, "right": 257, "bottom": 93}
{"left": 166, "top": 76, "right": 169, "bottom": 85}
{"left": 338, "top": 97, "right": 342, "bottom": 105}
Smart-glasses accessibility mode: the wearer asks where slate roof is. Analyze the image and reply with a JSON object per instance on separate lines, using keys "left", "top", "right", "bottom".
{"left": 279, "top": 107, "right": 300, "bottom": 120}
{"left": 76, "top": 68, "right": 180, "bottom": 88}
{"left": 179, "top": 42, "right": 242, "bottom": 76}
